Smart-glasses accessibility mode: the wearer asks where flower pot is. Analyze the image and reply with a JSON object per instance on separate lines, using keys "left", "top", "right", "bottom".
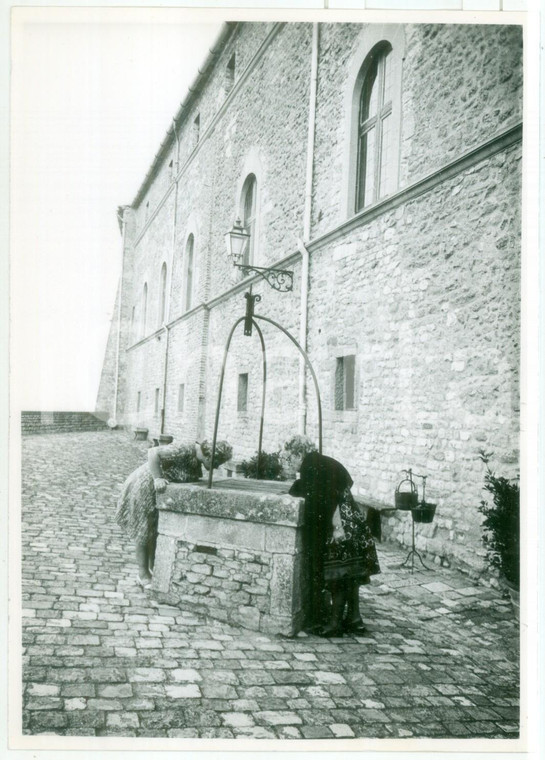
{"left": 411, "top": 502, "right": 436, "bottom": 523}
{"left": 134, "top": 428, "right": 148, "bottom": 441}
{"left": 159, "top": 434, "right": 174, "bottom": 445}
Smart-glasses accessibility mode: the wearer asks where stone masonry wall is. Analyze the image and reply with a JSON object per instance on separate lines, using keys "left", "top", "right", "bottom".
{"left": 21, "top": 412, "right": 109, "bottom": 436}
{"left": 310, "top": 23, "right": 522, "bottom": 239}
{"left": 171, "top": 542, "right": 274, "bottom": 631}
{"left": 102, "top": 22, "right": 522, "bottom": 579}
{"left": 154, "top": 484, "right": 306, "bottom": 635}
{"left": 306, "top": 144, "right": 521, "bottom": 576}
{"left": 399, "top": 24, "right": 522, "bottom": 185}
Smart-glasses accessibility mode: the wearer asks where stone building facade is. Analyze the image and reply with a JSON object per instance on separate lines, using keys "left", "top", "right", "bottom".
{"left": 97, "top": 21, "right": 522, "bottom": 578}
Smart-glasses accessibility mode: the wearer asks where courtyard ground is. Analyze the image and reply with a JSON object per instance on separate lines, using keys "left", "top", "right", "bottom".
{"left": 19, "top": 430, "right": 519, "bottom": 739}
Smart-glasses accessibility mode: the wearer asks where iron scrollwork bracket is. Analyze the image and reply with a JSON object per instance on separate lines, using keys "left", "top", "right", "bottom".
{"left": 235, "top": 264, "right": 293, "bottom": 292}
{"left": 244, "top": 290, "right": 262, "bottom": 336}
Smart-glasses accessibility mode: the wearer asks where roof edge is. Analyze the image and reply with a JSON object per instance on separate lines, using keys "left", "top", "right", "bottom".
{"left": 131, "top": 22, "right": 237, "bottom": 209}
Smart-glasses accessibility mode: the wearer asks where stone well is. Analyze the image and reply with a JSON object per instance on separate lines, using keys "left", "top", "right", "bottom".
{"left": 152, "top": 479, "right": 307, "bottom": 636}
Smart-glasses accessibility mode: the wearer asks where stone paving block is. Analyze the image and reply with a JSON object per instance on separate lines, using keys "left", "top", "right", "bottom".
{"left": 26, "top": 683, "right": 60, "bottom": 697}
{"left": 21, "top": 432, "right": 520, "bottom": 740}
{"left": 164, "top": 684, "right": 201, "bottom": 699}
{"left": 127, "top": 668, "right": 166, "bottom": 682}
{"left": 256, "top": 711, "right": 302, "bottom": 726}
{"left": 220, "top": 712, "right": 256, "bottom": 727}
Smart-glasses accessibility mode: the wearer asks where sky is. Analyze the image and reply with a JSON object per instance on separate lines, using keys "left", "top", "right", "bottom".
{"left": 10, "top": 8, "right": 222, "bottom": 411}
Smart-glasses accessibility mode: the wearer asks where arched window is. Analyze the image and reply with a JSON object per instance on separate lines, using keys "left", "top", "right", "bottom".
{"left": 355, "top": 42, "right": 393, "bottom": 211}
{"left": 158, "top": 262, "right": 167, "bottom": 326}
{"left": 141, "top": 282, "right": 148, "bottom": 339}
{"left": 241, "top": 174, "right": 257, "bottom": 266}
{"left": 184, "top": 235, "right": 194, "bottom": 312}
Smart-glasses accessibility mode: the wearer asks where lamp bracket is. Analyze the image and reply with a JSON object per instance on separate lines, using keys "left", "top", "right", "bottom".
{"left": 234, "top": 263, "right": 293, "bottom": 293}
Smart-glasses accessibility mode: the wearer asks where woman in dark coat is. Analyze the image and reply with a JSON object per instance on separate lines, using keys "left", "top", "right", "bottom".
{"left": 289, "top": 451, "right": 380, "bottom": 636}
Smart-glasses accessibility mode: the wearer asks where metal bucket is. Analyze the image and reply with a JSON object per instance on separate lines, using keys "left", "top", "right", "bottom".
{"left": 412, "top": 502, "right": 436, "bottom": 523}
{"left": 395, "top": 477, "right": 418, "bottom": 510}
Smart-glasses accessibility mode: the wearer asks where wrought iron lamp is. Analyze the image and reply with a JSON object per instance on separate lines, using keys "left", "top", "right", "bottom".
{"left": 225, "top": 218, "right": 293, "bottom": 292}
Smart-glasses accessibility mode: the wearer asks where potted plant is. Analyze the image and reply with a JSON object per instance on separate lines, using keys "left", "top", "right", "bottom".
{"left": 239, "top": 450, "right": 285, "bottom": 480}
{"left": 478, "top": 450, "right": 520, "bottom": 617}
{"left": 134, "top": 427, "right": 149, "bottom": 441}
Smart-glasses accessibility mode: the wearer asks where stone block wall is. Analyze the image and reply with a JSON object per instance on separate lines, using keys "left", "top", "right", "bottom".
{"left": 99, "top": 22, "right": 522, "bottom": 580}
{"left": 21, "top": 412, "right": 109, "bottom": 436}
{"left": 153, "top": 483, "right": 306, "bottom": 636}
{"left": 305, "top": 144, "right": 521, "bottom": 576}
{"left": 310, "top": 23, "right": 522, "bottom": 238}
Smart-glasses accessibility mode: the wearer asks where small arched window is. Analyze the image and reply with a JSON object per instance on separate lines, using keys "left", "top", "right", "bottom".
{"left": 158, "top": 262, "right": 167, "bottom": 326}
{"left": 184, "top": 235, "right": 194, "bottom": 312}
{"left": 241, "top": 174, "right": 257, "bottom": 266}
{"left": 356, "top": 42, "right": 393, "bottom": 211}
{"left": 141, "top": 282, "right": 148, "bottom": 339}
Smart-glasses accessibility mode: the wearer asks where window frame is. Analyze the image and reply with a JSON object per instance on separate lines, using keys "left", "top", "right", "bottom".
{"left": 183, "top": 234, "right": 195, "bottom": 312}
{"left": 334, "top": 354, "right": 357, "bottom": 413}
{"left": 237, "top": 372, "right": 249, "bottom": 413}
{"left": 141, "top": 282, "right": 148, "bottom": 339}
{"left": 178, "top": 383, "right": 185, "bottom": 414}
{"left": 225, "top": 53, "right": 236, "bottom": 95}
{"left": 158, "top": 261, "right": 168, "bottom": 327}
{"left": 342, "top": 27, "right": 405, "bottom": 220}
{"left": 241, "top": 174, "right": 257, "bottom": 267}
{"left": 355, "top": 42, "right": 393, "bottom": 212}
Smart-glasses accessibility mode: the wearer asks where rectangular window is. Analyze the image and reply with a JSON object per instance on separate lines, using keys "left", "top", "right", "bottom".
{"left": 136, "top": 391, "right": 141, "bottom": 412}
{"left": 237, "top": 373, "right": 248, "bottom": 412}
{"left": 193, "top": 113, "right": 200, "bottom": 147}
{"left": 178, "top": 384, "right": 185, "bottom": 414}
{"left": 225, "top": 53, "right": 236, "bottom": 94}
{"left": 335, "top": 355, "right": 356, "bottom": 411}
{"left": 154, "top": 388, "right": 160, "bottom": 415}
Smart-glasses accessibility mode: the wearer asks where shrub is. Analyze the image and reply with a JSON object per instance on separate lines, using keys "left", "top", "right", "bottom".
{"left": 478, "top": 450, "right": 520, "bottom": 589}
{"left": 239, "top": 450, "right": 285, "bottom": 480}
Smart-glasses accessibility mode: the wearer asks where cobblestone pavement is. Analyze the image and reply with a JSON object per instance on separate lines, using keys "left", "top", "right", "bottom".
{"left": 20, "top": 431, "right": 519, "bottom": 739}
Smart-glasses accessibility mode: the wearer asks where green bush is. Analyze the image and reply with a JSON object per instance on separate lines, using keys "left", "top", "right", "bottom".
{"left": 239, "top": 450, "right": 285, "bottom": 481}
{"left": 478, "top": 450, "right": 520, "bottom": 589}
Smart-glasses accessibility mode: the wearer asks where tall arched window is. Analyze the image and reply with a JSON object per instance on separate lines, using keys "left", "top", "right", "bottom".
{"left": 184, "top": 235, "right": 194, "bottom": 312}
{"left": 241, "top": 174, "right": 257, "bottom": 266}
{"left": 141, "top": 282, "right": 148, "bottom": 339}
{"left": 158, "top": 262, "right": 167, "bottom": 326}
{"left": 356, "top": 42, "right": 393, "bottom": 211}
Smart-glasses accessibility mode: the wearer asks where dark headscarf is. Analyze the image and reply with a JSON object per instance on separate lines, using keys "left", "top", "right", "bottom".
{"left": 289, "top": 452, "right": 353, "bottom": 534}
